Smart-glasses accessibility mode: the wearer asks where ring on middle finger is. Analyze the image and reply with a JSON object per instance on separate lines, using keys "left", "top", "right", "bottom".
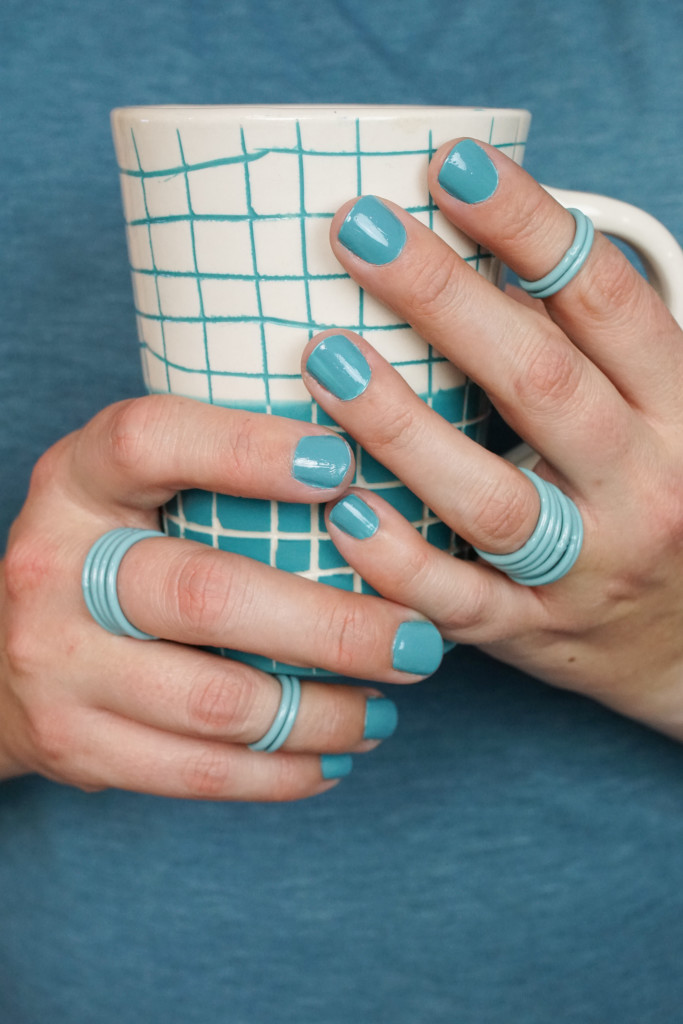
{"left": 473, "top": 469, "right": 584, "bottom": 586}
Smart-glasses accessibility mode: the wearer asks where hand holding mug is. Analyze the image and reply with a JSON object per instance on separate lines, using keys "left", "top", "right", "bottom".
{"left": 304, "top": 138, "right": 683, "bottom": 738}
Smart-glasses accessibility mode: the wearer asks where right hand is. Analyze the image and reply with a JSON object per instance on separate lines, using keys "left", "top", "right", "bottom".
{"left": 0, "top": 395, "right": 442, "bottom": 800}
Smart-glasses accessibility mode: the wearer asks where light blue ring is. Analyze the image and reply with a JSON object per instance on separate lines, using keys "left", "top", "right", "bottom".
{"left": 508, "top": 475, "right": 570, "bottom": 579}
{"left": 518, "top": 499, "right": 584, "bottom": 586}
{"left": 518, "top": 209, "right": 595, "bottom": 299}
{"left": 483, "top": 474, "right": 563, "bottom": 573}
{"left": 473, "top": 470, "right": 560, "bottom": 570}
{"left": 474, "top": 469, "right": 583, "bottom": 586}
{"left": 248, "top": 675, "right": 302, "bottom": 753}
{"left": 82, "top": 527, "right": 164, "bottom": 639}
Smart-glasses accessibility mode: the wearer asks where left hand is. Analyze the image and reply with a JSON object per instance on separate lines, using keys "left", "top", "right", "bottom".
{"left": 300, "top": 138, "right": 683, "bottom": 740}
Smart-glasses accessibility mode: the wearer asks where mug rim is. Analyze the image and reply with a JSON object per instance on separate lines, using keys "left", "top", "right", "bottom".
{"left": 111, "top": 103, "right": 531, "bottom": 123}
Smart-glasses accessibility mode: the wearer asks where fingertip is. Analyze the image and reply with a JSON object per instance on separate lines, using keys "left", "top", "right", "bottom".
{"left": 432, "top": 138, "right": 500, "bottom": 206}
{"left": 320, "top": 753, "right": 354, "bottom": 780}
{"left": 303, "top": 332, "right": 373, "bottom": 404}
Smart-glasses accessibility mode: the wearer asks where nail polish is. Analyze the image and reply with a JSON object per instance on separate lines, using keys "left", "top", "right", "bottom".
{"left": 321, "top": 753, "right": 353, "bottom": 780}
{"left": 363, "top": 697, "right": 399, "bottom": 740}
{"left": 306, "top": 334, "right": 371, "bottom": 401}
{"left": 392, "top": 621, "right": 444, "bottom": 675}
{"left": 437, "top": 140, "right": 499, "bottom": 204}
{"left": 329, "top": 494, "right": 379, "bottom": 540}
{"left": 338, "top": 195, "right": 407, "bottom": 265}
{"left": 292, "top": 435, "right": 352, "bottom": 489}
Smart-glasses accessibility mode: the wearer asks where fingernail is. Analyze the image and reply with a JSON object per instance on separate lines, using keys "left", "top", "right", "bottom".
{"left": 292, "top": 435, "right": 352, "bottom": 489}
{"left": 443, "top": 640, "right": 457, "bottom": 653}
{"left": 338, "top": 195, "right": 407, "bottom": 265}
{"left": 329, "top": 494, "right": 379, "bottom": 539}
{"left": 321, "top": 753, "right": 354, "bottom": 780}
{"left": 364, "top": 697, "right": 399, "bottom": 740}
{"left": 392, "top": 621, "right": 444, "bottom": 675}
{"left": 437, "top": 140, "right": 499, "bottom": 204}
{"left": 306, "top": 334, "right": 371, "bottom": 401}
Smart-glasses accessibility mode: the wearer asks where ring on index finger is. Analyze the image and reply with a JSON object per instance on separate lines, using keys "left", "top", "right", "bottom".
{"left": 82, "top": 527, "right": 165, "bottom": 639}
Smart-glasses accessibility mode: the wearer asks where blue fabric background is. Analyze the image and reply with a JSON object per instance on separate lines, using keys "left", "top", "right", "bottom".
{"left": 1, "top": 1, "right": 683, "bottom": 1021}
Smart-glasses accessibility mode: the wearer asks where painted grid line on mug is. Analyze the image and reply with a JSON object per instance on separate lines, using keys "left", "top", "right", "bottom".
{"left": 118, "top": 115, "right": 523, "bottom": 604}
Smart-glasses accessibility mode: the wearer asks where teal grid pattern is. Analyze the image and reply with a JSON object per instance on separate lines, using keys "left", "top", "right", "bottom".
{"left": 115, "top": 112, "right": 527, "bottom": 673}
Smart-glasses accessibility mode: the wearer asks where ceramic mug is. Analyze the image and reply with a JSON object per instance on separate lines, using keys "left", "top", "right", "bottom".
{"left": 111, "top": 105, "right": 683, "bottom": 675}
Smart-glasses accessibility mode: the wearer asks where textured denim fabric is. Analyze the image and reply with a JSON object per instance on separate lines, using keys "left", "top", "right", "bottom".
{"left": 1, "top": 1, "right": 683, "bottom": 1021}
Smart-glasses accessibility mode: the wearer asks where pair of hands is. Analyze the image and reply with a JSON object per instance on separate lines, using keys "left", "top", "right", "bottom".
{"left": 2, "top": 138, "right": 683, "bottom": 801}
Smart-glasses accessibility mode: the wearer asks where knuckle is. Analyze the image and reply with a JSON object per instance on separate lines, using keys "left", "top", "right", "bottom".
{"left": 171, "top": 549, "right": 233, "bottom": 638}
{"left": 24, "top": 704, "right": 74, "bottom": 772}
{"left": 407, "top": 250, "right": 465, "bottom": 323}
{"left": 317, "top": 603, "right": 373, "bottom": 675}
{"left": 303, "top": 692, "right": 347, "bottom": 750}
{"left": 576, "top": 243, "right": 641, "bottom": 319}
{"left": 185, "top": 669, "right": 254, "bottom": 736}
{"left": 499, "top": 190, "right": 551, "bottom": 253}
{"left": 382, "top": 536, "right": 433, "bottom": 593}
{"left": 223, "top": 415, "right": 261, "bottom": 480}
{"left": 182, "top": 747, "right": 232, "bottom": 799}
{"left": 4, "top": 618, "right": 41, "bottom": 677}
{"left": 366, "top": 401, "right": 418, "bottom": 458}
{"left": 441, "top": 574, "right": 492, "bottom": 635}
{"left": 267, "top": 755, "right": 311, "bottom": 802}
{"left": 26, "top": 438, "right": 71, "bottom": 498}
{"left": 4, "top": 533, "right": 59, "bottom": 603}
{"left": 511, "top": 338, "right": 583, "bottom": 413}
{"left": 472, "top": 476, "right": 536, "bottom": 548}
{"left": 104, "top": 397, "right": 159, "bottom": 475}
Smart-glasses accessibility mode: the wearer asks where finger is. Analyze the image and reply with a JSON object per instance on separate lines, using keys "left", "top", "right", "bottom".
{"left": 324, "top": 489, "right": 544, "bottom": 645}
{"left": 114, "top": 535, "right": 445, "bottom": 682}
{"left": 79, "top": 636, "right": 395, "bottom": 753}
{"left": 329, "top": 194, "right": 633, "bottom": 483}
{"left": 302, "top": 329, "right": 544, "bottom": 555}
{"left": 41, "top": 709, "right": 350, "bottom": 801}
{"left": 70, "top": 394, "right": 355, "bottom": 510}
{"left": 428, "top": 138, "right": 683, "bottom": 420}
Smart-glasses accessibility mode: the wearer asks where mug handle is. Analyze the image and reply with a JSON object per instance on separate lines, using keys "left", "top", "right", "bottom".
{"left": 506, "top": 188, "right": 683, "bottom": 471}
{"left": 546, "top": 186, "right": 683, "bottom": 326}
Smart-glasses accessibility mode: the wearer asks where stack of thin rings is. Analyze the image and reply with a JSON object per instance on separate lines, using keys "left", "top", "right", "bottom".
{"left": 82, "top": 526, "right": 163, "bottom": 640}
{"left": 473, "top": 469, "right": 584, "bottom": 586}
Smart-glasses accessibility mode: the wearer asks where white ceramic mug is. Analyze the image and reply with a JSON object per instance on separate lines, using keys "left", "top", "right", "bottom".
{"left": 111, "top": 105, "right": 683, "bottom": 675}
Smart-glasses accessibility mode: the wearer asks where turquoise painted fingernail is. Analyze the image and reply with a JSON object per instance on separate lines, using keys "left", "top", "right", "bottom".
{"left": 321, "top": 753, "right": 353, "bottom": 780}
{"left": 364, "top": 697, "right": 399, "bottom": 740}
{"left": 306, "top": 334, "right": 371, "bottom": 401}
{"left": 292, "top": 435, "right": 352, "bottom": 489}
{"left": 392, "top": 621, "right": 444, "bottom": 675}
{"left": 443, "top": 640, "right": 457, "bottom": 653}
{"left": 438, "top": 140, "right": 499, "bottom": 204}
{"left": 338, "top": 195, "right": 407, "bottom": 265}
{"left": 329, "top": 494, "right": 379, "bottom": 540}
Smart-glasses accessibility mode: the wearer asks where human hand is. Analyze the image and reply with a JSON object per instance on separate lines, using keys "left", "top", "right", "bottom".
{"left": 301, "top": 138, "right": 683, "bottom": 740}
{"left": 0, "top": 395, "right": 443, "bottom": 797}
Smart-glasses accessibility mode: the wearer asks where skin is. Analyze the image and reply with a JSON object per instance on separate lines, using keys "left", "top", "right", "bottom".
{"left": 1, "top": 138, "right": 682, "bottom": 799}
{"left": 310, "top": 140, "right": 683, "bottom": 739}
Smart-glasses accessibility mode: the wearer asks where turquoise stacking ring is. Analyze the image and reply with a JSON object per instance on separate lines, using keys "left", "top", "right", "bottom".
{"left": 518, "top": 208, "right": 595, "bottom": 300}
{"left": 473, "top": 469, "right": 583, "bottom": 586}
{"left": 82, "top": 527, "right": 165, "bottom": 639}
{"left": 248, "top": 675, "right": 302, "bottom": 752}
